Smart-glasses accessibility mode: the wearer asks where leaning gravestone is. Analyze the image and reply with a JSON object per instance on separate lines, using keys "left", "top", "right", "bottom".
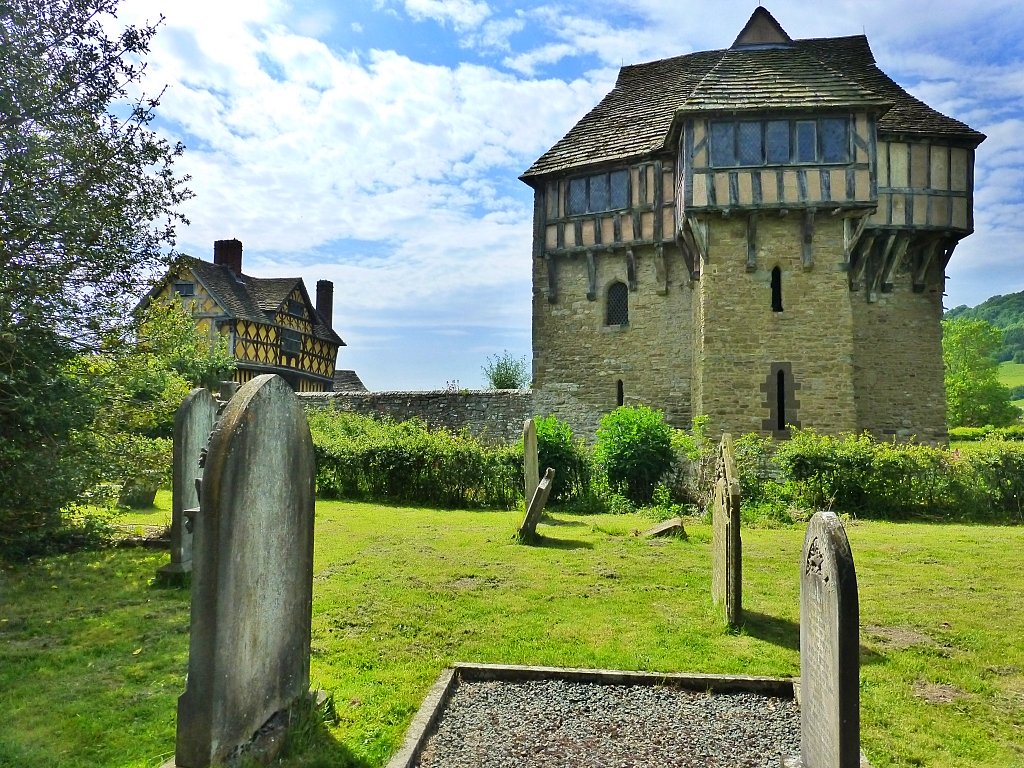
{"left": 784, "top": 510, "right": 863, "bottom": 768}
{"left": 518, "top": 467, "right": 555, "bottom": 541}
{"left": 157, "top": 388, "right": 217, "bottom": 585}
{"left": 523, "top": 418, "right": 539, "bottom": 504}
{"left": 711, "top": 433, "right": 742, "bottom": 627}
{"left": 172, "top": 374, "right": 316, "bottom": 768}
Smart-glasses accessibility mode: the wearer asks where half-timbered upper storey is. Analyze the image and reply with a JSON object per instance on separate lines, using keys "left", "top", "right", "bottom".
{"left": 138, "top": 239, "right": 345, "bottom": 392}
{"left": 521, "top": 7, "right": 985, "bottom": 290}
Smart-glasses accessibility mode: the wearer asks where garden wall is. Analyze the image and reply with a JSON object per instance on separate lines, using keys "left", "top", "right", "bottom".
{"left": 299, "top": 389, "right": 533, "bottom": 444}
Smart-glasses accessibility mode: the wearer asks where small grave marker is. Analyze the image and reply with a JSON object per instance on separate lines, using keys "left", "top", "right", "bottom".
{"left": 157, "top": 388, "right": 217, "bottom": 585}
{"left": 523, "top": 418, "right": 539, "bottom": 504}
{"left": 784, "top": 510, "right": 863, "bottom": 768}
{"left": 172, "top": 375, "right": 316, "bottom": 768}
{"left": 711, "top": 433, "right": 742, "bottom": 626}
{"left": 518, "top": 467, "right": 555, "bottom": 541}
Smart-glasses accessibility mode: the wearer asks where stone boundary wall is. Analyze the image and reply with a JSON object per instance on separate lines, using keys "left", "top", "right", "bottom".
{"left": 298, "top": 389, "right": 533, "bottom": 445}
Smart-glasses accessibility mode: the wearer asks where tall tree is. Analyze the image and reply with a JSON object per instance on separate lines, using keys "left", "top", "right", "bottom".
{"left": 0, "top": 0, "right": 191, "bottom": 556}
{"left": 942, "top": 318, "right": 1019, "bottom": 428}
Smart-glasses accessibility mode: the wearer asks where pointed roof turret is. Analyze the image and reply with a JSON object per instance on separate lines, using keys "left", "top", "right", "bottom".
{"left": 732, "top": 6, "right": 792, "bottom": 48}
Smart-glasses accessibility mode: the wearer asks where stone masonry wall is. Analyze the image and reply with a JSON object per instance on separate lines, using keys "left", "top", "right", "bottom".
{"left": 851, "top": 264, "right": 948, "bottom": 442}
{"left": 532, "top": 243, "right": 694, "bottom": 440}
{"left": 298, "top": 390, "right": 532, "bottom": 445}
{"left": 696, "top": 216, "right": 859, "bottom": 437}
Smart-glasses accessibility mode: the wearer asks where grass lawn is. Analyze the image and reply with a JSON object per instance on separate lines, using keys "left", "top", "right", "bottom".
{"left": 2, "top": 496, "right": 1023, "bottom": 767}
{"left": 999, "top": 361, "right": 1024, "bottom": 408}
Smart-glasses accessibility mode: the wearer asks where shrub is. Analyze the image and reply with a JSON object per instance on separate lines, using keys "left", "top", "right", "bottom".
{"left": 482, "top": 351, "right": 529, "bottom": 389}
{"left": 533, "top": 415, "right": 591, "bottom": 504}
{"left": 308, "top": 409, "right": 522, "bottom": 509}
{"left": 594, "top": 405, "right": 674, "bottom": 505}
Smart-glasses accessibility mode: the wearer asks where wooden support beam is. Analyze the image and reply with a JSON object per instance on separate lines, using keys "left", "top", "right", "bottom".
{"left": 801, "top": 209, "right": 815, "bottom": 270}
{"left": 843, "top": 214, "right": 869, "bottom": 267}
{"left": 881, "top": 234, "right": 909, "bottom": 293}
{"left": 586, "top": 251, "right": 597, "bottom": 301}
{"left": 546, "top": 254, "right": 558, "bottom": 304}
{"left": 746, "top": 213, "right": 758, "bottom": 273}
{"left": 913, "top": 237, "right": 942, "bottom": 292}
{"left": 849, "top": 230, "right": 877, "bottom": 291}
{"left": 685, "top": 215, "right": 708, "bottom": 264}
{"left": 531, "top": 189, "right": 545, "bottom": 261}
{"left": 626, "top": 249, "right": 638, "bottom": 291}
{"left": 941, "top": 240, "right": 959, "bottom": 268}
{"left": 678, "top": 229, "right": 697, "bottom": 280}
{"left": 654, "top": 246, "right": 668, "bottom": 295}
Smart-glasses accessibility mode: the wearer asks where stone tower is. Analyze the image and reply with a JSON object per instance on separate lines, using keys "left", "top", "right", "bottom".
{"left": 521, "top": 8, "right": 983, "bottom": 442}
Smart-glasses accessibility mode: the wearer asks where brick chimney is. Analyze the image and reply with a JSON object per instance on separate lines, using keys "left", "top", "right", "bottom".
{"left": 213, "top": 239, "right": 243, "bottom": 275}
{"left": 316, "top": 280, "right": 334, "bottom": 329}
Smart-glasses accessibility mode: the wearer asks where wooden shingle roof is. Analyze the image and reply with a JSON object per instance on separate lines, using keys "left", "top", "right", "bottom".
{"left": 522, "top": 22, "right": 984, "bottom": 182}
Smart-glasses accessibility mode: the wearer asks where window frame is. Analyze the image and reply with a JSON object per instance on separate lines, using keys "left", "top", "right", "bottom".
{"left": 605, "top": 281, "right": 629, "bottom": 326}
{"left": 708, "top": 116, "right": 852, "bottom": 168}
{"left": 173, "top": 282, "right": 196, "bottom": 297}
{"left": 281, "top": 329, "right": 302, "bottom": 355}
{"left": 565, "top": 169, "right": 631, "bottom": 216}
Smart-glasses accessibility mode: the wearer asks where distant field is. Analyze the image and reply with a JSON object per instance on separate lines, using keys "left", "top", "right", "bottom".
{"left": 998, "top": 362, "right": 1024, "bottom": 408}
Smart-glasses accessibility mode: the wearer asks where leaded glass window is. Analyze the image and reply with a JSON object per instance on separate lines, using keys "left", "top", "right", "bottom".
{"left": 606, "top": 282, "right": 629, "bottom": 326}
{"left": 710, "top": 122, "right": 736, "bottom": 167}
{"left": 282, "top": 329, "right": 301, "bottom": 354}
{"left": 565, "top": 170, "right": 631, "bottom": 215}
{"left": 795, "top": 121, "right": 817, "bottom": 163}
{"left": 609, "top": 170, "right": 629, "bottom": 209}
{"left": 765, "top": 120, "right": 790, "bottom": 164}
{"left": 738, "top": 122, "right": 763, "bottom": 165}
{"left": 820, "top": 117, "right": 848, "bottom": 163}
{"left": 174, "top": 282, "right": 195, "bottom": 297}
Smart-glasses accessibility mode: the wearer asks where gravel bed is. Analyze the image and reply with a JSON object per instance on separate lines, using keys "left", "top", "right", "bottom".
{"left": 415, "top": 679, "right": 800, "bottom": 768}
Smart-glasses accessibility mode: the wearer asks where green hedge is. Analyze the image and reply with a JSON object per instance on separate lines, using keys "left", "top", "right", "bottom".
{"left": 308, "top": 409, "right": 522, "bottom": 509}
{"left": 740, "top": 429, "right": 1024, "bottom": 523}
{"left": 949, "top": 424, "right": 1024, "bottom": 442}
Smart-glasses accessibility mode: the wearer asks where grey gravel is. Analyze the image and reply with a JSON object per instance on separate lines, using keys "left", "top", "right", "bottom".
{"left": 415, "top": 679, "right": 800, "bottom": 767}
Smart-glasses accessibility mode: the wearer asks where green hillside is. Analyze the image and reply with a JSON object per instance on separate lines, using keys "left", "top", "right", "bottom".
{"left": 998, "top": 362, "right": 1024, "bottom": 408}
{"left": 946, "top": 291, "right": 1024, "bottom": 363}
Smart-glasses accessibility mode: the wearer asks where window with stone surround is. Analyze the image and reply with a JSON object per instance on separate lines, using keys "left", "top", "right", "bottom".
{"left": 606, "top": 282, "right": 629, "bottom": 326}
{"left": 617, "top": 379, "right": 625, "bottom": 406}
{"left": 761, "top": 362, "right": 801, "bottom": 436}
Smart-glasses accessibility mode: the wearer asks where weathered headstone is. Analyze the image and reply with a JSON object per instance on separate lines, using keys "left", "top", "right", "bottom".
{"left": 157, "top": 388, "right": 217, "bottom": 585}
{"left": 518, "top": 467, "right": 555, "bottom": 540}
{"left": 711, "top": 433, "right": 742, "bottom": 626}
{"left": 784, "top": 510, "right": 862, "bottom": 768}
{"left": 642, "top": 517, "right": 687, "bottom": 538}
{"left": 523, "top": 417, "right": 539, "bottom": 504}
{"left": 173, "top": 374, "right": 316, "bottom": 768}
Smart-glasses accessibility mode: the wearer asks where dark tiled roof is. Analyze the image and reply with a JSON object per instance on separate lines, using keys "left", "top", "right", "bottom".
{"left": 161, "top": 256, "right": 344, "bottom": 347}
{"left": 332, "top": 369, "right": 367, "bottom": 391}
{"left": 522, "top": 32, "right": 983, "bottom": 181}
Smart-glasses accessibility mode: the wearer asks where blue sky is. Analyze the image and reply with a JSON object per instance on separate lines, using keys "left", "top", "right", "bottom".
{"left": 118, "top": 0, "right": 1024, "bottom": 390}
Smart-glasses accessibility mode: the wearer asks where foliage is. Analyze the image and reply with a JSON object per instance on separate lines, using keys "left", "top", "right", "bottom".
{"left": 482, "top": 350, "right": 530, "bottom": 389}
{"left": 308, "top": 409, "right": 522, "bottom": 509}
{"left": 945, "top": 290, "right": 1024, "bottom": 362}
{"left": 0, "top": 0, "right": 189, "bottom": 556}
{"left": 594, "top": 405, "right": 675, "bottom": 505}
{"left": 942, "top": 317, "right": 1018, "bottom": 428}
{"left": 949, "top": 424, "right": 1024, "bottom": 442}
{"left": 533, "top": 414, "right": 591, "bottom": 505}
{"left": 728, "top": 429, "right": 1024, "bottom": 524}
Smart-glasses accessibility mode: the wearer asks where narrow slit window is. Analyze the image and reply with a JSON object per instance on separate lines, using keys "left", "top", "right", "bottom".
{"left": 771, "top": 266, "right": 783, "bottom": 312}
{"left": 617, "top": 379, "right": 624, "bottom": 407}
{"left": 776, "top": 370, "right": 787, "bottom": 431}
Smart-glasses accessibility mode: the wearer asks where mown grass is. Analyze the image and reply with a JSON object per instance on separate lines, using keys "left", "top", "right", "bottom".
{"left": 2, "top": 498, "right": 1023, "bottom": 767}
{"left": 999, "top": 361, "right": 1024, "bottom": 408}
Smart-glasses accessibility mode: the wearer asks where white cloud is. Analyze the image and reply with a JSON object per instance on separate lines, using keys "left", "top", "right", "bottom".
{"left": 401, "top": 0, "right": 491, "bottom": 30}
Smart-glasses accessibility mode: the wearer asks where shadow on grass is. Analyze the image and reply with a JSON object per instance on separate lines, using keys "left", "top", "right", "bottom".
{"left": 541, "top": 515, "right": 587, "bottom": 528}
{"left": 283, "top": 703, "right": 371, "bottom": 768}
{"left": 742, "top": 611, "right": 799, "bottom": 651}
{"left": 517, "top": 533, "right": 594, "bottom": 550}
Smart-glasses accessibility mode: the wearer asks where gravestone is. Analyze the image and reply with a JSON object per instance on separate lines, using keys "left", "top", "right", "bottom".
{"left": 173, "top": 374, "right": 316, "bottom": 768}
{"left": 784, "top": 510, "right": 862, "bottom": 768}
{"left": 711, "top": 433, "right": 742, "bottom": 626}
{"left": 157, "top": 388, "right": 217, "bottom": 585}
{"left": 523, "top": 418, "right": 539, "bottom": 504}
{"left": 518, "top": 467, "right": 555, "bottom": 540}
